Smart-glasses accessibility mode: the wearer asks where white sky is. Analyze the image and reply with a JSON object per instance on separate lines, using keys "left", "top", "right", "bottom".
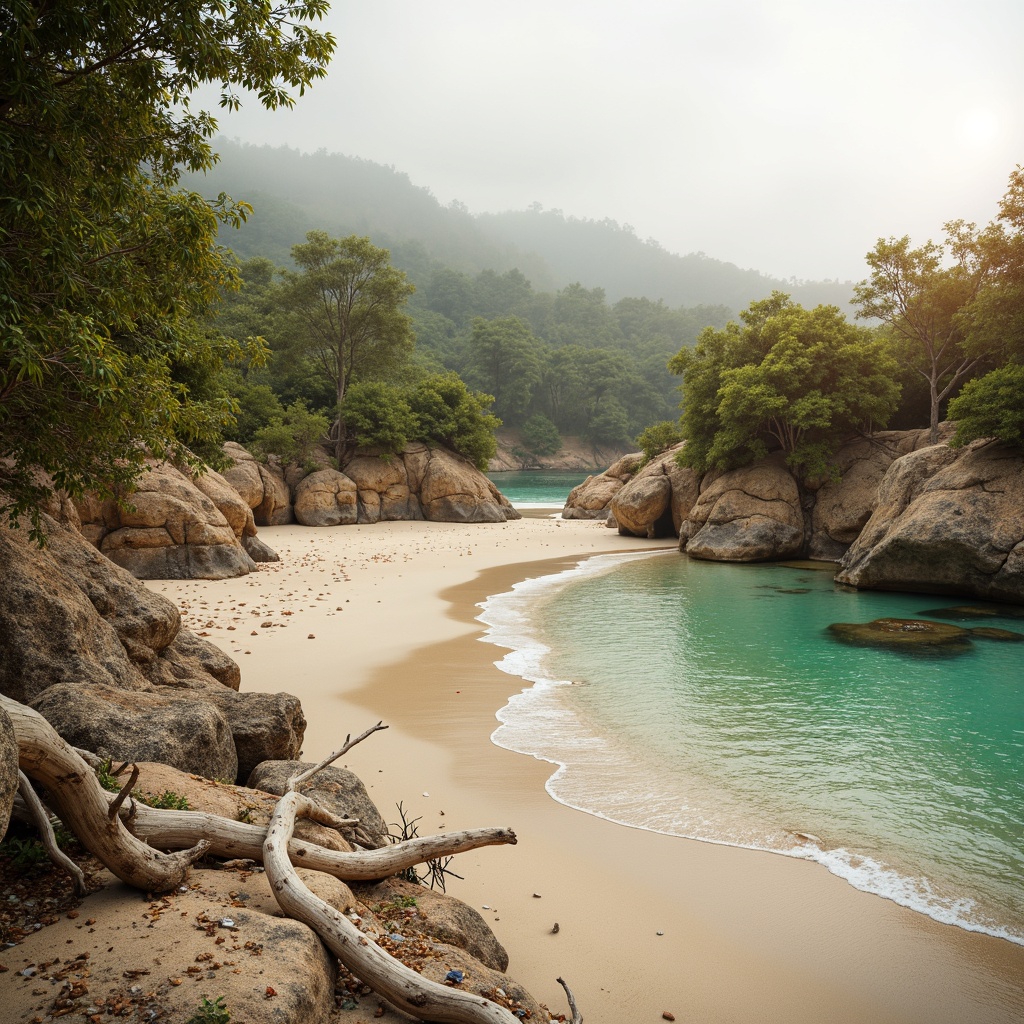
{"left": 201, "top": 0, "right": 1024, "bottom": 282}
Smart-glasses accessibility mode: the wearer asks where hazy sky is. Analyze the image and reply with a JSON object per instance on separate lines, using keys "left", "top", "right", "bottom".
{"left": 202, "top": 0, "right": 1023, "bottom": 283}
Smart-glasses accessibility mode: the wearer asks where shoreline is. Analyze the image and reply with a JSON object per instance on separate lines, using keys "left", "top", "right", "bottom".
{"left": 150, "top": 518, "right": 1024, "bottom": 1023}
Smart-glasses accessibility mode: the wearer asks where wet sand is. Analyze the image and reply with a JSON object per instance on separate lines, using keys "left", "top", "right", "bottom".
{"left": 150, "top": 516, "right": 1024, "bottom": 1023}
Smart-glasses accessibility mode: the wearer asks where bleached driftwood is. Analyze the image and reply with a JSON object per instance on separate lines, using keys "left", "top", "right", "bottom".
{"left": 2, "top": 694, "right": 209, "bottom": 890}
{"left": 264, "top": 788, "right": 519, "bottom": 1024}
{"left": 17, "top": 770, "right": 87, "bottom": 894}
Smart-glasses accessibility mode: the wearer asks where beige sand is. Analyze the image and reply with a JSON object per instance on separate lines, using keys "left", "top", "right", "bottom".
{"left": 150, "top": 516, "right": 1024, "bottom": 1024}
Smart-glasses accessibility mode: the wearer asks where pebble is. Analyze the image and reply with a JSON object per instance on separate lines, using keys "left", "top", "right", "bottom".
{"left": 662, "top": 1013, "right": 676, "bottom": 1021}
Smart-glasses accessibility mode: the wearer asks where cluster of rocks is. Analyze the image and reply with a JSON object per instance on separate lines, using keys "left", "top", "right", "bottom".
{"left": 0, "top": 504, "right": 549, "bottom": 1022}
{"left": 70, "top": 441, "right": 519, "bottom": 581}
{"left": 564, "top": 428, "right": 1024, "bottom": 604}
{"left": 0, "top": 506, "right": 301, "bottom": 783}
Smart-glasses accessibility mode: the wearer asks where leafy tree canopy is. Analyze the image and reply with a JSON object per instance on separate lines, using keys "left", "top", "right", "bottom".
{"left": 0, "top": 0, "right": 334, "bottom": 534}
{"left": 275, "top": 232, "right": 415, "bottom": 461}
{"left": 672, "top": 293, "right": 900, "bottom": 477}
{"left": 947, "top": 363, "right": 1024, "bottom": 449}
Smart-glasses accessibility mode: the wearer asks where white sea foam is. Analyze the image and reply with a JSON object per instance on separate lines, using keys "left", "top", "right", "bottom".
{"left": 477, "top": 551, "right": 1024, "bottom": 949}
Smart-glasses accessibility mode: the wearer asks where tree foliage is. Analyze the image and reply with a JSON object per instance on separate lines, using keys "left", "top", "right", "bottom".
{"left": 408, "top": 373, "right": 500, "bottom": 470}
{"left": 519, "top": 414, "right": 562, "bottom": 457}
{"left": 276, "top": 233, "right": 415, "bottom": 461}
{"left": 947, "top": 363, "right": 1024, "bottom": 449}
{"left": 671, "top": 294, "right": 900, "bottom": 477}
{"left": 0, "top": 0, "right": 334, "bottom": 534}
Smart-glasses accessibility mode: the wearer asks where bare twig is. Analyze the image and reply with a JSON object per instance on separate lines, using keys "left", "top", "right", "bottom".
{"left": 556, "top": 977, "right": 584, "bottom": 1024}
{"left": 287, "top": 721, "right": 388, "bottom": 791}
{"left": 17, "top": 771, "right": 88, "bottom": 895}
{"left": 107, "top": 763, "right": 139, "bottom": 820}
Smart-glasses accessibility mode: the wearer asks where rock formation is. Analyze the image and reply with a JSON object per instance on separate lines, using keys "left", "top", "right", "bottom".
{"left": 561, "top": 452, "right": 643, "bottom": 520}
{"left": 683, "top": 457, "right": 805, "bottom": 562}
{"left": 0, "top": 509, "right": 300, "bottom": 781}
{"left": 836, "top": 440, "right": 1024, "bottom": 603}
{"left": 74, "top": 459, "right": 270, "bottom": 580}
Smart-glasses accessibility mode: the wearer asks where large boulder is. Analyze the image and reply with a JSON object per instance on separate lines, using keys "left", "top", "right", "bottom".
{"left": 76, "top": 460, "right": 257, "bottom": 580}
{"left": 247, "top": 759, "right": 389, "bottom": 849}
{"left": 836, "top": 441, "right": 1024, "bottom": 603}
{"left": 0, "top": 509, "right": 303, "bottom": 780}
{"left": 293, "top": 468, "right": 358, "bottom": 527}
{"left": 611, "top": 445, "right": 697, "bottom": 538}
{"left": 342, "top": 454, "right": 419, "bottom": 524}
{"left": 807, "top": 428, "right": 950, "bottom": 560}
{"left": 31, "top": 681, "right": 239, "bottom": 780}
{"left": 0, "top": 705, "right": 17, "bottom": 840}
{"left": 255, "top": 458, "right": 294, "bottom": 526}
{"left": 220, "top": 440, "right": 265, "bottom": 508}
{"left": 684, "top": 458, "right": 805, "bottom": 561}
{"left": 417, "top": 446, "right": 520, "bottom": 523}
{"left": 352, "top": 877, "right": 509, "bottom": 971}
{"left": 562, "top": 452, "right": 644, "bottom": 520}
{"left": 202, "top": 689, "right": 306, "bottom": 783}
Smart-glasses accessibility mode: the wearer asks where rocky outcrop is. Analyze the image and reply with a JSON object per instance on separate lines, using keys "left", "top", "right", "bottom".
{"left": 563, "top": 452, "right": 644, "bottom": 520}
{"left": 225, "top": 442, "right": 520, "bottom": 527}
{"left": 75, "top": 460, "right": 262, "bottom": 580}
{"left": 489, "top": 430, "right": 633, "bottom": 472}
{"left": 684, "top": 457, "right": 805, "bottom": 562}
{"left": 0, "top": 509, "right": 302, "bottom": 781}
{"left": 248, "top": 759, "right": 389, "bottom": 849}
{"left": 611, "top": 445, "right": 700, "bottom": 538}
{"left": 293, "top": 468, "right": 358, "bottom": 527}
{"left": 0, "top": 705, "right": 17, "bottom": 840}
{"left": 836, "top": 441, "right": 1024, "bottom": 603}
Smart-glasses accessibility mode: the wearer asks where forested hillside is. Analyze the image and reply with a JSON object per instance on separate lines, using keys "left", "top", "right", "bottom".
{"left": 184, "top": 139, "right": 855, "bottom": 311}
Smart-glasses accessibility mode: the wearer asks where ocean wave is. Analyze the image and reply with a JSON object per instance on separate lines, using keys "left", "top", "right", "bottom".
{"left": 476, "top": 550, "right": 1024, "bottom": 949}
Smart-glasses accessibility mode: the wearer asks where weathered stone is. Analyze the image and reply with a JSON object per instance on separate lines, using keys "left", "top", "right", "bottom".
{"left": 190, "top": 465, "right": 257, "bottom": 540}
{"left": 242, "top": 532, "right": 281, "bottom": 563}
{"left": 562, "top": 451, "right": 645, "bottom": 520}
{"left": 352, "top": 877, "right": 509, "bottom": 971}
{"left": 0, "top": 705, "right": 17, "bottom": 840}
{"left": 293, "top": 468, "right": 359, "bottom": 527}
{"left": 418, "top": 447, "right": 519, "bottom": 523}
{"left": 836, "top": 442, "right": 1024, "bottom": 603}
{"left": 684, "top": 458, "right": 804, "bottom": 561}
{"left": 247, "top": 760, "right": 389, "bottom": 848}
{"left": 612, "top": 476, "right": 672, "bottom": 537}
{"left": 221, "top": 441, "right": 265, "bottom": 508}
{"left": 73, "top": 461, "right": 257, "bottom": 580}
{"left": 202, "top": 689, "right": 306, "bottom": 783}
{"left": 827, "top": 618, "right": 973, "bottom": 653}
{"left": 31, "top": 682, "right": 239, "bottom": 779}
{"left": 144, "top": 627, "right": 241, "bottom": 690}
{"left": 255, "top": 459, "right": 293, "bottom": 526}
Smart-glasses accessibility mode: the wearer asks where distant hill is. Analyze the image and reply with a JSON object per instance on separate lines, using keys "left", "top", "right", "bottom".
{"left": 187, "top": 139, "right": 855, "bottom": 313}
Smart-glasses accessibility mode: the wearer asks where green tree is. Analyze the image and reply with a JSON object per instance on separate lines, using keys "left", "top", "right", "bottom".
{"left": 0, "top": 0, "right": 333, "bottom": 535}
{"left": 250, "top": 399, "right": 329, "bottom": 469}
{"left": 341, "top": 381, "right": 417, "bottom": 457}
{"left": 636, "top": 420, "right": 684, "bottom": 463}
{"left": 464, "top": 316, "right": 542, "bottom": 423}
{"left": 409, "top": 373, "right": 500, "bottom": 470}
{"left": 519, "top": 414, "right": 561, "bottom": 457}
{"left": 277, "top": 232, "right": 415, "bottom": 462}
{"left": 853, "top": 228, "right": 995, "bottom": 442}
{"left": 672, "top": 295, "right": 900, "bottom": 477}
{"left": 947, "top": 363, "right": 1024, "bottom": 449}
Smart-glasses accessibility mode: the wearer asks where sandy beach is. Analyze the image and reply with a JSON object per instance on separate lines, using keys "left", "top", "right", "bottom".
{"left": 150, "top": 515, "right": 1024, "bottom": 1024}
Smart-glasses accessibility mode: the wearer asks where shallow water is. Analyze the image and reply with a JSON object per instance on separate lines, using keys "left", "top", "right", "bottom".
{"left": 487, "top": 469, "right": 594, "bottom": 506}
{"left": 481, "top": 551, "right": 1024, "bottom": 945}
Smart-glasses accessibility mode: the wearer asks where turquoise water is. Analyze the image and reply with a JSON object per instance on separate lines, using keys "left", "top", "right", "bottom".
{"left": 481, "top": 551, "right": 1024, "bottom": 945}
{"left": 487, "top": 470, "right": 594, "bottom": 506}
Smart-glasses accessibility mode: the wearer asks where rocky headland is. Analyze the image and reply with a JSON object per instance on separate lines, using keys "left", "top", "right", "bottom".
{"left": 564, "top": 428, "right": 1024, "bottom": 604}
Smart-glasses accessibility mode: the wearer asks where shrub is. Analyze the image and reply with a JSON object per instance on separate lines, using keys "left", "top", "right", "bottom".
{"left": 636, "top": 420, "right": 684, "bottom": 463}
{"left": 520, "top": 414, "right": 561, "bottom": 456}
{"left": 948, "top": 364, "right": 1024, "bottom": 449}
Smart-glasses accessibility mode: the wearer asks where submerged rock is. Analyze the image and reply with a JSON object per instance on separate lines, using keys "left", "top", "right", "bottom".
{"left": 827, "top": 617, "right": 973, "bottom": 652}
{"left": 968, "top": 626, "right": 1024, "bottom": 642}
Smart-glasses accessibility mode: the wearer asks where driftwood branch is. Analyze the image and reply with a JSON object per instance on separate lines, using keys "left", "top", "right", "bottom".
{"left": 118, "top": 797, "right": 516, "bottom": 880}
{"left": 106, "top": 763, "right": 139, "bottom": 820}
{"left": 17, "top": 771, "right": 88, "bottom": 895}
{"left": 2, "top": 694, "right": 209, "bottom": 891}
{"left": 288, "top": 720, "right": 388, "bottom": 791}
{"left": 264, "top": 790, "right": 518, "bottom": 1024}
{"left": 557, "top": 976, "right": 584, "bottom": 1024}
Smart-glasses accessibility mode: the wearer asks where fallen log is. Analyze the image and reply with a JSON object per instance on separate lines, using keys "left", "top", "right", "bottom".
{"left": 264, "top": 788, "right": 519, "bottom": 1024}
{"left": 2, "top": 694, "right": 208, "bottom": 891}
